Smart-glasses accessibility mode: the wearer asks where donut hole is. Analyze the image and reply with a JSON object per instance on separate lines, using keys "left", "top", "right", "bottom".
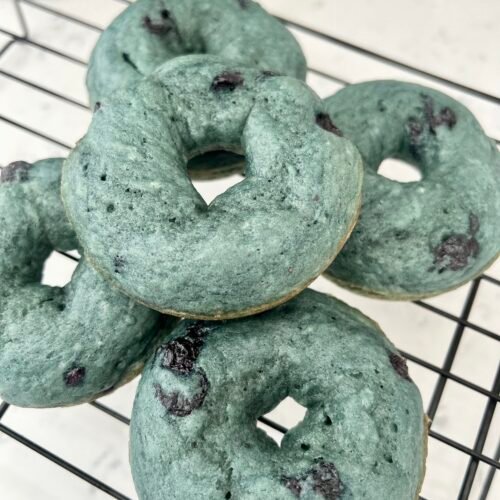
{"left": 41, "top": 250, "right": 78, "bottom": 287}
{"left": 191, "top": 172, "right": 246, "bottom": 205}
{"left": 257, "top": 396, "right": 307, "bottom": 447}
{"left": 377, "top": 158, "right": 423, "bottom": 183}
{"left": 187, "top": 150, "right": 245, "bottom": 176}
{"left": 187, "top": 149, "right": 246, "bottom": 204}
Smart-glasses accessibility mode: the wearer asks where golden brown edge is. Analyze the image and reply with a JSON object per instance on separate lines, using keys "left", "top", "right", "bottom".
{"left": 324, "top": 252, "right": 500, "bottom": 302}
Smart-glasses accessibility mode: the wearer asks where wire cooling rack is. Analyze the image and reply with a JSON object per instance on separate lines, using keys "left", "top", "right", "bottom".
{"left": 0, "top": 1, "right": 498, "bottom": 499}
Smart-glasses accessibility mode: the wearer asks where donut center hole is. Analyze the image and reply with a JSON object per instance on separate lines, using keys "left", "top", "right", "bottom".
{"left": 41, "top": 250, "right": 79, "bottom": 286}
{"left": 257, "top": 397, "right": 307, "bottom": 447}
{"left": 188, "top": 150, "right": 246, "bottom": 205}
{"left": 187, "top": 150, "right": 245, "bottom": 174}
{"left": 377, "top": 158, "right": 423, "bottom": 183}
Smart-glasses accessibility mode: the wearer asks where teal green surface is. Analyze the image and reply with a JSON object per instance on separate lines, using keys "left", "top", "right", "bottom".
{"left": 130, "top": 289, "right": 426, "bottom": 500}
{"left": 324, "top": 81, "right": 500, "bottom": 299}
{"left": 87, "top": 0, "right": 307, "bottom": 177}
{"left": 0, "top": 158, "right": 174, "bottom": 408}
{"left": 87, "top": 0, "right": 307, "bottom": 107}
{"left": 62, "top": 56, "right": 363, "bottom": 319}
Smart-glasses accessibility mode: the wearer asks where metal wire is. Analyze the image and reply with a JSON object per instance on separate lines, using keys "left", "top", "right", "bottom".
{"left": 0, "top": 1, "right": 498, "bottom": 499}
{"left": 427, "top": 280, "right": 482, "bottom": 421}
{"left": 276, "top": 16, "right": 500, "bottom": 108}
{"left": 0, "top": 421, "right": 132, "bottom": 500}
{"left": 459, "top": 365, "right": 500, "bottom": 498}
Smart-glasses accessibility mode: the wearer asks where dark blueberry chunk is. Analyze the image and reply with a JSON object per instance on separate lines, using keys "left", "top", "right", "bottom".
{"left": 281, "top": 476, "right": 302, "bottom": 497}
{"left": 316, "top": 113, "right": 343, "bottom": 137}
{"left": 311, "top": 462, "right": 343, "bottom": 499}
{"left": 94, "top": 101, "right": 102, "bottom": 112}
{"left": 211, "top": 72, "right": 244, "bottom": 92}
{"left": 407, "top": 118, "right": 423, "bottom": 138}
{"left": 407, "top": 117, "right": 423, "bottom": 159}
{"left": 186, "top": 320, "right": 210, "bottom": 338}
{"left": 433, "top": 233, "right": 479, "bottom": 271}
{"left": 113, "top": 255, "right": 126, "bottom": 273}
{"left": 1, "top": 161, "right": 32, "bottom": 183}
{"left": 143, "top": 12, "right": 174, "bottom": 35}
{"left": 388, "top": 352, "right": 412, "bottom": 381}
{"left": 421, "top": 94, "right": 457, "bottom": 133}
{"left": 434, "top": 214, "right": 480, "bottom": 272}
{"left": 64, "top": 366, "right": 86, "bottom": 387}
{"left": 282, "top": 462, "right": 343, "bottom": 499}
{"left": 159, "top": 336, "right": 203, "bottom": 375}
{"left": 435, "top": 107, "right": 457, "bottom": 129}
{"left": 237, "top": 0, "right": 251, "bottom": 8}
{"left": 154, "top": 322, "right": 212, "bottom": 415}
{"left": 158, "top": 321, "right": 209, "bottom": 374}
{"left": 154, "top": 368, "right": 210, "bottom": 416}
{"left": 422, "top": 95, "right": 436, "bottom": 128}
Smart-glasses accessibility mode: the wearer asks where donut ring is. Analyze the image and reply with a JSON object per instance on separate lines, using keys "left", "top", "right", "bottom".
{"left": 62, "top": 56, "right": 363, "bottom": 320}
{"left": 0, "top": 158, "right": 176, "bottom": 408}
{"left": 130, "top": 289, "right": 427, "bottom": 500}
{"left": 87, "top": 0, "right": 306, "bottom": 106}
{"left": 323, "top": 81, "right": 500, "bottom": 299}
{"left": 87, "top": 0, "right": 306, "bottom": 177}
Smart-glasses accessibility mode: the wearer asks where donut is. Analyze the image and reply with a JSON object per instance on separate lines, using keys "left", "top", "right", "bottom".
{"left": 62, "top": 56, "right": 363, "bottom": 320}
{"left": 87, "top": 0, "right": 306, "bottom": 177}
{"left": 87, "top": 0, "right": 306, "bottom": 107}
{"left": 323, "top": 81, "right": 500, "bottom": 299}
{"left": 130, "top": 289, "right": 427, "bottom": 500}
{"left": 0, "top": 158, "right": 176, "bottom": 408}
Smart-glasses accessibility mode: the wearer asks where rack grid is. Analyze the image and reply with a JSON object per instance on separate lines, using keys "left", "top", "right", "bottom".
{"left": 0, "top": 1, "right": 498, "bottom": 499}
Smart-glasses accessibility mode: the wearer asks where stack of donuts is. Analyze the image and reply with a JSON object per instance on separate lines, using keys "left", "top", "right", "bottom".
{"left": 1, "top": 1, "right": 499, "bottom": 499}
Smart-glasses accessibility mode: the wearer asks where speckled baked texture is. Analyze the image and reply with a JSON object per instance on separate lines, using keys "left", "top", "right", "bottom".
{"left": 87, "top": 0, "right": 306, "bottom": 177}
{"left": 323, "top": 81, "right": 500, "bottom": 299}
{"left": 87, "top": 0, "right": 306, "bottom": 108}
{"left": 62, "top": 56, "right": 363, "bottom": 320}
{"left": 0, "top": 158, "right": 175, "bottom": 408}
{"left": 130, "top": 289, "right": 426, "bottom": 500}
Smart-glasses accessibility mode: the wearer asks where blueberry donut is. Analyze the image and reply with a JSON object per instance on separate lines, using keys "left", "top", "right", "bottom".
{"left": 130, "top": 289, "right": 427, "bottom": 500}
{"left": 87, "top": 0, "right": 307, "bottom": 177}
{"left": 62, "top": 56, "right": 363, "bottom": 320}
{"left": 323, "top": 81, "right": 500, "bottom": 299}
{"left": 0, "top": 158, "right": 176, "bottom": 407}
{"left": 87, "top": 0, "right": 306, "bottom": 106}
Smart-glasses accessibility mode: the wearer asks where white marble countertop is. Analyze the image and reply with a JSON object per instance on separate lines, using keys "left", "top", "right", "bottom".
{"left": 0, "top": 1, "right": 498, "bottom": 499}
